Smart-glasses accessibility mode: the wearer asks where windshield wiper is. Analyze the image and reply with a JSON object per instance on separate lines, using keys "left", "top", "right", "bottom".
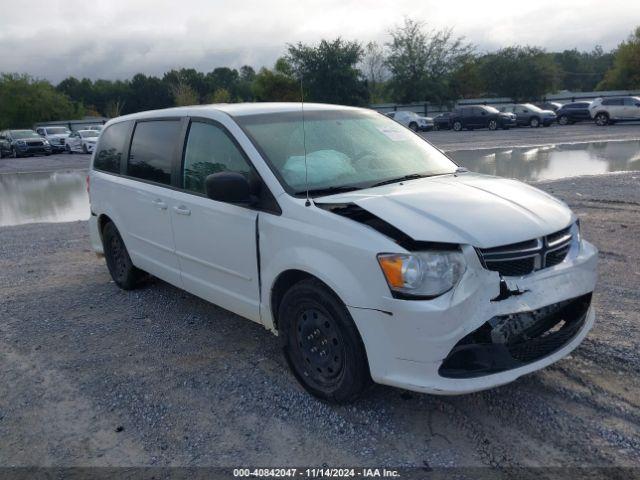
{"left": 296, "top": 185, "right": 363, "bottom": 197}
{"left": 368, "top": 173, "right": 431, "bottom": 188}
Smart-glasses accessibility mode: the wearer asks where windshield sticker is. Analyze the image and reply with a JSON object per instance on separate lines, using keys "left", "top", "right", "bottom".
{"left": 377, "top": 126, "right": 410, "bottom": 141}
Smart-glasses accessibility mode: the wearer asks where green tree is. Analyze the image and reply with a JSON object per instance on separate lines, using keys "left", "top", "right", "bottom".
{"left": 478, "top": 46, "right": 558, "bottom": 101}
{"left": 252, "top": 63, "right": 300, "bottom": 102}
{"left": 361, "top": 41, "right": 388, "bottom": 103}
{"left": 0, "top": 74, "right": 82, "bottom": 129}
{"left": 598, "top": 27, "right": 640, "bottom": 90}
{"left": 286, "top": 38, "right": 369, "bottom": 105}
{"left": 170, "top": 82, "right": 199, "bottom": 106}
{"left": 554, "top": 47, "right": 614, "bottom": 91}
{"left": 386, "top": 18, "right": 473, "bottom": 103}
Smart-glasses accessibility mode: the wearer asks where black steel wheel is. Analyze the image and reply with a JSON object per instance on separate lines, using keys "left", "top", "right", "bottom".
{"left": 279, "top": 278, "right": 371, "bottom": 403}
{"left": 102, "top": 222, "right": 145, "bottom": 290}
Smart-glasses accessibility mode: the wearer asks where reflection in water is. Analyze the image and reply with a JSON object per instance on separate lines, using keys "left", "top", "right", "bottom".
{"left": 448, "top": 140, "right": 640, "bottom": 182}
{"left": 0, "top": 170, "right": 89, "bottom": 227}
{"left": 0, "top": 141, "right": 639, "bottom": 227}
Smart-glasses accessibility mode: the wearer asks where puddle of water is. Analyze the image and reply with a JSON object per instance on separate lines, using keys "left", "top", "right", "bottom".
{"left": 0, "top": 170, "right": 89, "bottom": 227}
{"left": 0, "top": 140, "right": 639, "bottom": 227}
{"left": 448, "top": 140, "right": 640, "bottom": 182}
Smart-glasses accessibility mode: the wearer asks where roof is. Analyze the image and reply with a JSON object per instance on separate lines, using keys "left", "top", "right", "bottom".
{"left": 109, "top": 102, "right": 365, "bottom": 125}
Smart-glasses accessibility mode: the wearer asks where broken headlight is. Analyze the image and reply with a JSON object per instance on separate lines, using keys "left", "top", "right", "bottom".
{"left": 377, "top": 251, "right": 466, "bottom": 298}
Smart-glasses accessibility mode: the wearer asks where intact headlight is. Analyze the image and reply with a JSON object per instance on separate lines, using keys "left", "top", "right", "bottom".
{"left": 377, "top": 251, "right": 466, "bottom": 298}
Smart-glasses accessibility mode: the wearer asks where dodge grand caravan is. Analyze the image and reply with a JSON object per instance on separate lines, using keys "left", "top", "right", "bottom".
{"left": 88, "top": 103, "right": 598, "bottom": 403}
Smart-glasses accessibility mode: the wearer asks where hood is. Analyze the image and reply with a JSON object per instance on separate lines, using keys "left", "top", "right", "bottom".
{"left": 47, "top": 133, "right": 69, "bottom": 139}
{"left": 315, "top": 173, "right": 574, "bottom": 249}
{"left": 541, "top": 110, "right": 556, "bottom": 117}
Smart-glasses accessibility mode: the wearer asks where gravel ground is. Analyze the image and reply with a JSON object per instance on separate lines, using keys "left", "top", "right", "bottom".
{"left": 0, "top": 171, "right": 639, "bottom": 473}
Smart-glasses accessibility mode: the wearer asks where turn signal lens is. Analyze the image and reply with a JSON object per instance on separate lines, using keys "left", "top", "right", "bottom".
{"left": 377, "top": 254, "right": 405, "bottom": 288}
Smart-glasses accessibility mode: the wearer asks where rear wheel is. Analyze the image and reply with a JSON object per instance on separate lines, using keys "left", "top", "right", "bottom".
{"left": 408, "top": 122, "right": 418, "bottom": 132}
{"left": 530, "top": 117, "right": 540, "bottom": 128}
{"left": 279, "top": 278, "right": 371, "bottom": 403}
{"left": 452, "top": 121, "right": 463, "bottom": 131}
{"left": 102, "top": 222, "right": 145, "bottom": 290}
{"left": 595, "top": 112, "right": 609, "bottom": 126}
{"left": 488, "top": 119, "right": 498, "bottom": 130}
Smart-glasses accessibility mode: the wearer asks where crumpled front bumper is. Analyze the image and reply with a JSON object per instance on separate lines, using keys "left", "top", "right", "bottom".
{"left": 348, "top": 239, "right": 598, "bottom": 395}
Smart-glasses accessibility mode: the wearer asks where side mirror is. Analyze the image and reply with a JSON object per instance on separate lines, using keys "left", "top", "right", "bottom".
{"left": 205, "top": 172, "right": 253, "bottom": 204}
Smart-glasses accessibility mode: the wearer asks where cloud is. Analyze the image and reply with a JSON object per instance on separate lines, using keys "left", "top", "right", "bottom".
{"left": 1, "top": 0, "right": 637, "bottom": 83}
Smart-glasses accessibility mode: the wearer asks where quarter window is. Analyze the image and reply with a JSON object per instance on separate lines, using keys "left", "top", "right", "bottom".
{"left": 182, "top": 121, "right": 252, "bottom": 194}
{"left": 128, "top": 120, "right": 181, "bottom": 185}
{"left": 94, "top": 121, "right": 130, "bottom": 174}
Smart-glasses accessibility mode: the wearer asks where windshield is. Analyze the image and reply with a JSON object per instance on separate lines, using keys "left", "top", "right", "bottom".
{"left": 46, "top": 127, "right": 70, "bottom": 135}
{"left": 522, "top": 103, "right": 542, "bottom": 112}
{"left": 80, "top": 131, "right": 99, "bottom": 138}
{"left": 11, "top": 130, "right": 41, "bottom": 139}
{"left": 236, "top": 109, "right": 457, "bottom": 196}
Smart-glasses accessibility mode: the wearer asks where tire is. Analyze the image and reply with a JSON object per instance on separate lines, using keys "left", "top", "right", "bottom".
{"left": 66, "top": 145, "right": 73, "bottom": 154}
{"left": 11, "top": 148, "right": 18, "bottom": 158}
{"left": 102, "top": 222, "right": 145, "bottom": 290}
{"left": 530, "top": 117, "right": 540, "bottom": 128}
{"left": 502, "top": 126, "right": 510, "bottom": 130}
{"left": 278, "top": 278, "right": 371, "bottom": 403}
{"left": 452, "top": 121, "right": 463, "bottom": 131}
{"left": 595, "top": 112, "right": 609, "bottom": 126}
{"left": 82, "top": 144, "right": 88, "bottom": 154}
{"left": 488, "top": 119, "right": 498, "bottom": 130}
{"left": 408, "top": 122, "right": 418, "bottom": 132}
{"left": 558, "top": 115, "right": 569, "bottom": 125}
{"left": 432, "top": 123, "right": 440, "bottom": 131}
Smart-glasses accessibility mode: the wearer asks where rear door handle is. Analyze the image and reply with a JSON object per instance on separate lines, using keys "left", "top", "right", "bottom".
{"left": 173, "top": 205, "right": 191, "bottom": 216}
{"left": 152, "top": 199, "right": 168, "bottom": 210}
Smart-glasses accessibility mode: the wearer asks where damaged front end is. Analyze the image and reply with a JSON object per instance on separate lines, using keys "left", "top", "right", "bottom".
{"left": 439, "top": 293, "right": 592, "bottom": 378}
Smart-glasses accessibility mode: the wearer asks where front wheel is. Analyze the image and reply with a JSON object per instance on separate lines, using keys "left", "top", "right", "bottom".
{"left": 102, "top": 222, "right": 146, "bottom": 290}
{"left": 82, "top": 144, "right": 88, "bottom": 154}
{"left": 279, "top": 278, "right": 371, "bottom": 403}
{"left": 452, "top": 121, "right": 463, "bottom": 131}
{"left": 432, "top": 123, "right": 440, "bottom": 131}
{"left": 488, "top": 119, "right": 498, "bottom": 130}
{"left": 11, "top": 148, "right": 18, "bottom": 158}
{"left": 530, "top": 117, "right": 540, "bottom": 128}
{"left": 558, "top": 115, "right": 569, "bottom": 125}
{"left": 66, "top": 145, "right": 73, "bottom": 154}
{"left": 408, "top": 122, "right": 418, "bottom": 132}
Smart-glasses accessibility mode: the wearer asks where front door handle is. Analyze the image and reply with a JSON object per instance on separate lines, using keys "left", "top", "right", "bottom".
{"left": 173, "top": 205, "right": 191, "bottom": 216}
{"left": 152, "top": 199, "right": 168, "bottom": 210}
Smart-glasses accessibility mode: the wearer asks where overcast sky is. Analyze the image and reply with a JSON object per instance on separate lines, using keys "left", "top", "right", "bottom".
{"left": 1, "top": 0, "right": 638, "bottom": 83}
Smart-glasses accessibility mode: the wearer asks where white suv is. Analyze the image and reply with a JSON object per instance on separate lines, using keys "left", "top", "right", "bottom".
{"left": 88, "top": 103, "right": 598, "bottom": 403}
{"left": 386, "top": 110, "right": 434, "bottom": 131}
{"left": 590, "top": 96, "right": 640, "bottom": 125}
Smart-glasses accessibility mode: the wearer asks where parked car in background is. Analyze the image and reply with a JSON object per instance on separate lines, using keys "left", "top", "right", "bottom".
{"left": 449, "top": 106, "right": 516, "bottom": 131}
{"left": 89, "top": 103, "right": 597, "bottom": 402}
{"left": 499, "top": 104, "right": 556, "bottom": 127}
{"left": 35, "top": 125, "right": 71, "bottom": 152}
{"left": 432, "top": 112, "right": 452, "bottom": 130}
{"left": 84, "top": 125, "right": 104, "bottom": 132}
{"left": 589, "top": 96, "right": 640, "bottom": 126}
{"left": 535, "top": 101, "right": 562, "bottom": 112}
{"left": 386, "top": 111, "right": 434, "bottom": 131}
{"left": 555, "top": 102, "right": 592, "bottom": 125}
{"left": 0, "top": 129, "right": 52, "bottom": 158}
{"left": 65, "top": 129, "right": 100, "bottom": 154}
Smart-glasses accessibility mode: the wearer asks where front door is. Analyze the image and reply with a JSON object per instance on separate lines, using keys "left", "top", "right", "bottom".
{"left": 171, "top": 119, "right": 261, "bottom": 322}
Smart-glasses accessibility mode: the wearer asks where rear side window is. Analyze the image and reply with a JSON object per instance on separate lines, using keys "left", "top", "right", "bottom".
{"left": 127, "top": 120, "right": 181, "bottom": 185}
{"left": 182, "top": 121, "right": 252, "bottom": 194}
{"left": 603, "top": 98, "right": 623, "bottom": 106}
{"left": 94, "top": 121, "right": 130, "bottom": 173}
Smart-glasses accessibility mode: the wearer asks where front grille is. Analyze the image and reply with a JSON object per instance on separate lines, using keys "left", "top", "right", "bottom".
{"left": 477, "top": 226, "right": 573, "bottom": 277}
{"left": 27, "top": 140, "right": 44, "bottom": 146}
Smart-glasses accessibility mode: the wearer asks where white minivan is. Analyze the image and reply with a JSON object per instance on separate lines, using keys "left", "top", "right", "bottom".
{"left": 88, "top": 103, "right": 598, "bottom": 403}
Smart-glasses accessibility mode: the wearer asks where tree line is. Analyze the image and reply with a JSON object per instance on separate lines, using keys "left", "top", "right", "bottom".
{"left": 1, "top": 20, "right": 639, "bottom": 129}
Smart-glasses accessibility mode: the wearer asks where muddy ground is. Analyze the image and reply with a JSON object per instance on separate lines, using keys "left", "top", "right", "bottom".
{"left": 0, "top": 171, "right": 638, "bottom": 476}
